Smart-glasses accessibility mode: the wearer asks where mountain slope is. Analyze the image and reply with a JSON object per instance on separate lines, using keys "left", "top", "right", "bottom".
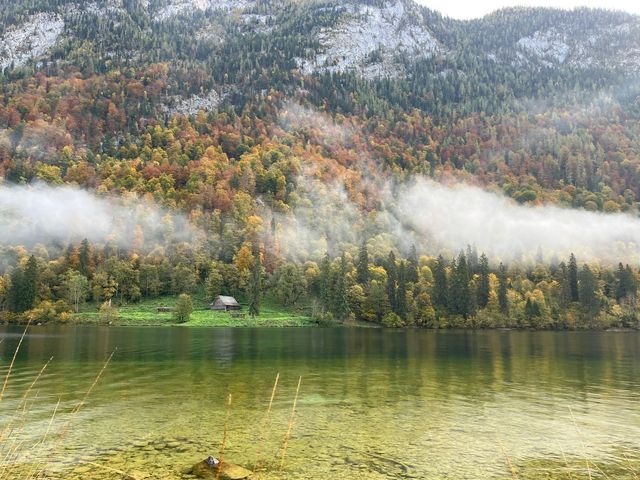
{"left": 2, "top": 1, "right": 638, "bottom": 79}
{"left": 468, "top": 7, "right": 640, "bottom": 71}
{"left": 295, "top": 0, "right": 445, "bottom": 78}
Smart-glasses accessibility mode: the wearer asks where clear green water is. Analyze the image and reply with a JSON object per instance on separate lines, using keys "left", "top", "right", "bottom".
{"left": 1, "top": 326, "right": 640, "bottom": 479}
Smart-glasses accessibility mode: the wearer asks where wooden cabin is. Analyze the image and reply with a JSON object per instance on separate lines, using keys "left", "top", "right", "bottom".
{"left": 210, "top": 295, "right": 241, "bottom": 311}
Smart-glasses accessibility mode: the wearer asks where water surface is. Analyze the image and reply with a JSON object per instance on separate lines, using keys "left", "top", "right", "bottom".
{"left": 1, "top": 326, "right": 639, "bottom": 479}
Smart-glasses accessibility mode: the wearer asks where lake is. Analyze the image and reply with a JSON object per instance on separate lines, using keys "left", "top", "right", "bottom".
{"left": 1, "top": 326, "right": 639, "bottom": 479}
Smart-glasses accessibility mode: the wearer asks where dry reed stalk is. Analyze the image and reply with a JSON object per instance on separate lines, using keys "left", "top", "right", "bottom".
{"left": 568, "top": 406, "right": 592, "bottom": 480}
{"left": 497, "top": 438, "right": 519, "bottom": 480}
{"left": 39, "top": 396, "right": 60, "bottom": 447}
{"left": 19, "top": 397, "right": 62, "bottom": 480}
{"left": 30, "top": 351, "right": 115, "bottom": 479}
{"left": 0, "top": 438, "right": 26, "bottom": 480}
{"left": 0, "top": 356, "right": 53, "bottom": 449}
{"left": 279, "top": 376, "right": 301, "bottom": 472}
{"left": 560, "top": 449, "right": 576, "bottom": 480}
{"left": 588, "top": 460, "right": 612, "bottom": 480}
{"left": 69, "top": 350, "right": 115, "bottom": 418}
{"left": 254, "top": 373, "right": 280, "bottom": 476}
{"left": 19, "top": 357, "right": 52, "bottom": 414}
{"left": 260, "top": 372, "right": 280, "bottom": 440}
{"left": 0, "top": 326, "right": 39, "bottom": 480}
{"left": 622, "top": 452, "right": 640, "bottom": 480}
{"left": 0, "top": 393, "right": 38, "bottom": 468}
{"left": 217, "top": 393, "right": 233, "bottom": 480}
{"left": 0, "top": 320, "right": 32, "bottom": 402}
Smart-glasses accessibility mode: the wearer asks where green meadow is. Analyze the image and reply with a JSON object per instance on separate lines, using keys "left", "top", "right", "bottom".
{"left": 72, "top": 291, "right": 313, "bottom": 327}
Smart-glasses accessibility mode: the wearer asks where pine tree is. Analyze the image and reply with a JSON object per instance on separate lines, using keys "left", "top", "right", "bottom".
{"left": 525, "top": 297, "right": 542, "bottom": 319}
{"left": 432, "top": 255, "right": 449, "bottom": 310}
{"left": 8, "top": 268, "right": 24, "bottom": 313}
{"left": 477, "top": 253, "right": 490, "bottom": 309}
{"left": 319, "top": 253, "right": 332, "bottom": 310}
{"left": 616, "top": 263, "right": 637, "bottom": 301}
{"left": 407, "top": 245, "right": 419, "bottom": 283}
{"left": 450, "top": 252, "right": 474, "bottom": 319}
{"left": 79, "top": 239, "right": 92, "bottom": 277}
{"left": 8, "top": 256, "right": 39, "bottom": 313}
{"left": 579, "top": 265, "right": 598, "bottom": 318}
{"left": 615, "top": 263, "right": 627, "bottom": 300}
{"left": 426, "top": 149, "right": 436, "bottom": 177}
{"left": 396, "top": 261, "right": 408, "bottom": 319}
{"left": 332, "top": 253, "right": 350, "bottom": 320}
{"left": 22, "top": 256, "right": 38, "bottom": 312}
{"left": 568, "top": 253, "right": 579, "bottom": 302}
{"left": 248, "top": 249, "right": 262, "bottom": 316}
{"left": 356, "top": 241, "right": 369, "bottom": 285}
{"left": 466, "top": 245, "right": 479, "bottom": 274}
{"left": 558, "top": 261, "right": 571, "bottom": 307}
{"left": 624, "top": 265, "right": 638, "bottom": 299}
{"left": 498, "top": 263, "right": 509, "bottom": 315}
{"left": 385, "top": 251, "right": 397, "bottom": 312}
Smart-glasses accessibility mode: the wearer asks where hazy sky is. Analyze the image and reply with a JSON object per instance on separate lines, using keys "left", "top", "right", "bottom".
{"left": 416, "top": 0, "right": 640, "bottom": 19}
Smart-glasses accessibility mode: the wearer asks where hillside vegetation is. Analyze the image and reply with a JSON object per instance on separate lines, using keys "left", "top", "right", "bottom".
{"left": 0, "top": 0, "right": 639, "bottom": 328}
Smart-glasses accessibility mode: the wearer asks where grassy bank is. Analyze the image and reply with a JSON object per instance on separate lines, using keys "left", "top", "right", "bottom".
{"left": 72, "top": 292, "right": 314, "bottom": 327}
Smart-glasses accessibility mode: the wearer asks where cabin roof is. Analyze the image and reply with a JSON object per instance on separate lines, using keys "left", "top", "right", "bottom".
{"left": 212, "top": 295, "right": 240, "bottom": 306}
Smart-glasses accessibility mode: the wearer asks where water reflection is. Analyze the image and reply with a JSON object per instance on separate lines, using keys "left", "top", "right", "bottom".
{"left": 1, "top": 327, "right": 639, "bottom": 479}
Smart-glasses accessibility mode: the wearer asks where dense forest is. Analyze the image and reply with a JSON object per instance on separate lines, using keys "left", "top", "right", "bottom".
{"left": 0, "top": 0, "right": 639, "bottom": 328}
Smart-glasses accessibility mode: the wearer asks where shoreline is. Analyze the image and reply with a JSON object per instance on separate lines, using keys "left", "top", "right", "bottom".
{"left": 2, "top": 316, "right": 638, "bottom": 332}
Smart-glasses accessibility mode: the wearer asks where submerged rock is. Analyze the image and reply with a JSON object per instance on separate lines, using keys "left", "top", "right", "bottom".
{"left": 188, "top": 458, "right": 253, "bottom": 480}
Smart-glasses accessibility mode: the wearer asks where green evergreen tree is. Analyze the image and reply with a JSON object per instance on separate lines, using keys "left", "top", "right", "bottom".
{"left": 568, "top": 253, "right": 579, "bottom": 302}
{"left": 426, "top": 149, "right": 436, "bottom": 177}
{"left": 8, "top": 268, "right": 24, "bottom": 313}
{"left": 466, "top": 245, "right": 479, "bottom": 274}
{"left": 396, "top": 261, "right": 408, "bottom": 319}
{"left": 616, "top": 263, "right": 637, "bottom": 301}
{"left": 450, "top": 252, "right": 474, "bottom": 319}
{"left": 498, "top": 263, "right": 509, "bottom": 315}
{"left": 477, "top": 253, "right": 490, "bottom": 309}
{"left": 356, "top": 241, "right": 369, "bottom": 285}
{"left": 332, "top": 253, "right": 350, "bottom": 320}
{"left": 407, "top": 245, "right": 419, "bottom": 283}
{"left": 579, "top": 265, "right": 599, "bottom": 318}
{"left": 558, "top": 261, "right": 571, "bottom": 307}
{"left": 79, "top": 239, "right": 92, "bottom": 278}
{"left": 624, "top": 265, "right": 638, "bottom": 300}
{"left": 20, "top": 255, "right": 38, "bottom": 312}
{"left": 385, "top": 251, "right": 397, "bottom": 312}
{"left": 615, "top": 263, "right": 627, "bottom": 300}
{"left": 319, "top": 253, "right": 332, "bottom": 310}
{"left": 432, "top": 255, "right": 449, "bottom": 310}
{"left": 524, "top": 297, "right": 542, "bottom": 319}
{"left": 248, "top": 249, "right": 262, "bottom": 316}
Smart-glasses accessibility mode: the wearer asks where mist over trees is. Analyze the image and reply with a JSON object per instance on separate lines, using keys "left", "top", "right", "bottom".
{"left": 0, "top": 232, "right": 637, "bottom": 330}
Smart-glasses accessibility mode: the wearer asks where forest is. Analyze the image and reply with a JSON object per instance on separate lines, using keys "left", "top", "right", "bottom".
{"left": 0, "top": 1, "right": 639, "bottom": 328}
